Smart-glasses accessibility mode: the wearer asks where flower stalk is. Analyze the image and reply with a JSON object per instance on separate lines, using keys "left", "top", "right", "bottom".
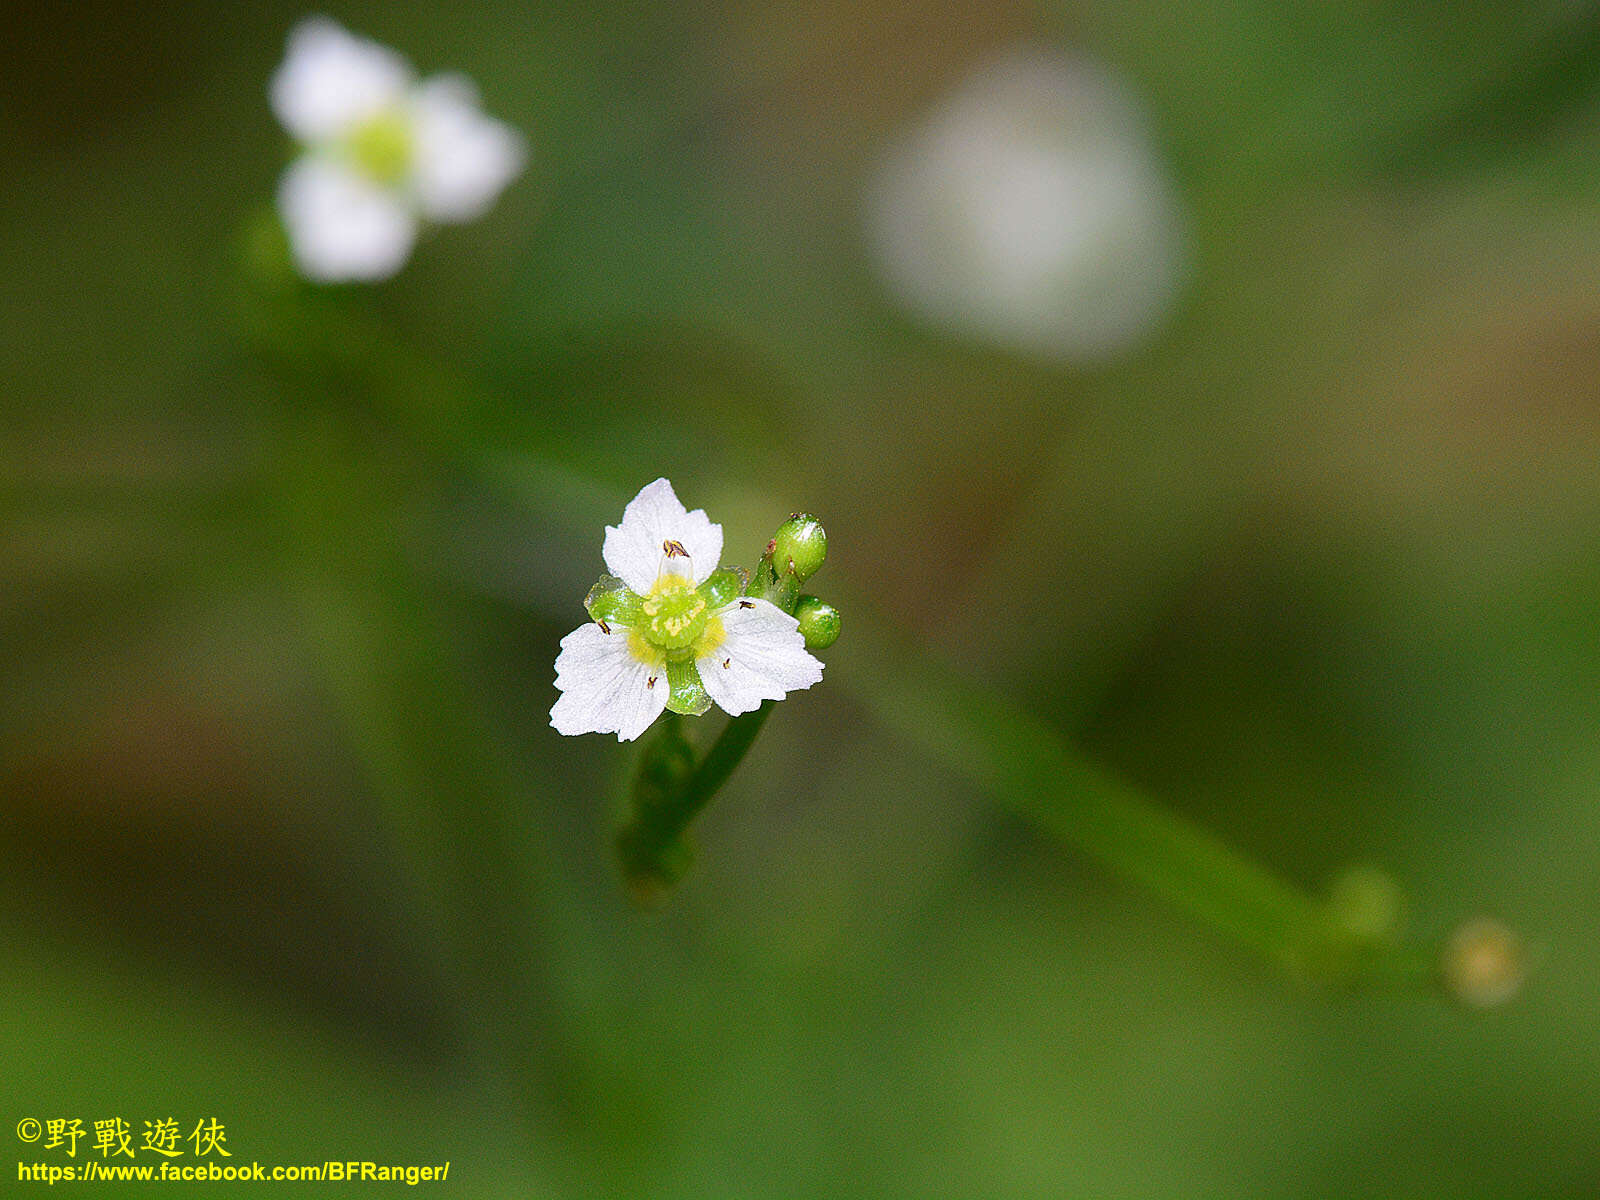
{"left": 615, "top": 704, "right": 776, "bottom": 905}
{"left": 612, "top": 512, "right": 833, "bottom": 904}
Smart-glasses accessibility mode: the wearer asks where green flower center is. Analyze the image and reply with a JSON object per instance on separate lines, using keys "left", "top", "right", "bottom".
{"left": 587, "top": 568, "right": 733, "bottom": 709}
{"left": 346, "top": 111, "right": 414, "bottom": 185}
{"left": 639, "top": 576, "right": 710, "bottom": 651}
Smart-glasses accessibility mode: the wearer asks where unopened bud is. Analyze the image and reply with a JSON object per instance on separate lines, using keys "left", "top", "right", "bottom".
{"left": 771, "top": 514, "right": 827, "bottom": 582}
{"left": 794, "top": 595, "right": 841, "bottom": 649}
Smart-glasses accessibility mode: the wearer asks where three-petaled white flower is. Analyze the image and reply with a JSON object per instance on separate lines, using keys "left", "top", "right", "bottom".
{"left": 269, "top": 15, "right": 526, "bottom": 282}
{"left": 551, "top": 479, "right": 825, "bottom": 742}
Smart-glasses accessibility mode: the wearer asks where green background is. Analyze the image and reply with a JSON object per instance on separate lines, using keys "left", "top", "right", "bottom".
{"left": 5, "top": 1, "right": 1599, "bottom": 1194}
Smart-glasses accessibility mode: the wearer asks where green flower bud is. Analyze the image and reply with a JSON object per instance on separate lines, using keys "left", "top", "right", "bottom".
{"left": 794, "top": 595, "right": 841, "bottom": 649}
{"left": 771, "top": 513, "right": 827, "bottom": 582}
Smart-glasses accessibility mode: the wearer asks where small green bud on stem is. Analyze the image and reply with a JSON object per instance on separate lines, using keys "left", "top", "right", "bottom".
{"left": 770, "top": 513, "right": 827, "bottom": 582}
{"left": 794, "top": 595, "right": 841, "bottom": 649}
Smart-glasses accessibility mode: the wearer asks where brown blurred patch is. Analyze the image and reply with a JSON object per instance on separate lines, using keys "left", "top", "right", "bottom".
{"left": 1280, "top": 203, "right": 1600, "bottom": 540}
{"left": 0, "top": 616, "right": 453, "bottom": 1058}
{"left": 706, "top": 0, "right": 1030, "bottom": 173}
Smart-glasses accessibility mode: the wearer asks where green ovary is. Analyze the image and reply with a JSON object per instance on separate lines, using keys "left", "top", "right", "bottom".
{"left": 638, "top": 577, "right": 711, "bottom": 651}
{"left": 346, "top": 111, "right": 414, "bottom": 184}
{"left": 623, "top": 578, "right": 727, "bottom": 716}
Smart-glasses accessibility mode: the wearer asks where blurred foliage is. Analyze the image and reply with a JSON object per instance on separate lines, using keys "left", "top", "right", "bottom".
{"left": 5, "top": 1, "right": 1600, "bottom": 1196}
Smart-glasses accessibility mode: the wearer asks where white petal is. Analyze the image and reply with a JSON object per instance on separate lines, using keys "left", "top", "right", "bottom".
{"left": 270, "top": 16, "right": 413, "bottom": 143}
{"left": 550, "top": 623, "right": 667, "bottom": 742}
{"left": 277, "top": 156, "right": 417, "bottom": 282}
{"left": 698, "top": 598, "right": 824, "bottom": 717}
{"left": 407, "top": 74, "right": 527, "bottom": 223}
{"left": 602, "top": 478, "right": 723, "bottom": 595}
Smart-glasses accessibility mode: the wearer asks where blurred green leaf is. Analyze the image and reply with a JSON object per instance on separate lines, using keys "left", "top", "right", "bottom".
{"left": 270, "top": 406, "right": 587, "bottom": 1124}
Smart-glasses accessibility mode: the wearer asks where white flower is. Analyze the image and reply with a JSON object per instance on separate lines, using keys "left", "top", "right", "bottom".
{"left": 866, "top": 46, "right": 1184, "bottom": 363}
{"left": 551, "top": 479, "right": 825, "bottom": 742}
{"left": 269, "top": 16, "right": 526, "bottom": 282}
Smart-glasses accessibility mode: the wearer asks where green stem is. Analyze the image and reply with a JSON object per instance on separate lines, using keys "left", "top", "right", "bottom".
{"left": 616, "top": 702, "right": 774, "bottom": 904}
{"left": 835, "top": 624, "right": 1429, "bottom": 989}
{"left": 680, "top": 702, "right": 776, "bottom": 820}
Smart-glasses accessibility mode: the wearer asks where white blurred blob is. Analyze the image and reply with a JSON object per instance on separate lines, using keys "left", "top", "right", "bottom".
{"left": 269, "top": 16, "right": 527, "bottom": 283}
{"left": 277, "top": 156, "right": 416, "bottom": 283}
{"left": 867, "top": 46, "right": 1184, "bottom": 364}
{"left": 270, "top": 17, "right": 411, "bottom": 144}
{"left": 408, "top": 75, "right": 528, "bottom": 223}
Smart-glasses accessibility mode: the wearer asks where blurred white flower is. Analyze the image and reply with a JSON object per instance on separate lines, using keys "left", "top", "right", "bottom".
{"left": 867, "top": 46, "right": 1184, "bottom": 364}
{"left": 270, "top": 16, "right": 526, "bottom": 282}
{"left": 551, "top": 479, "right": 824, "bottom": 742}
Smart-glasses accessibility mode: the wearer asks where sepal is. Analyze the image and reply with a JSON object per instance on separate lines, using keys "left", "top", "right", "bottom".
{"left": 584, "top": 574, "right": 643, "bottom": 627}
{"left": 664, "top": 656, "right": 713, "bottom": 716}
{"left": 698, "top": 567, "right": 745, "bottom": 610}
{"left": 771, "top": 513, "right": 826, "bottom": 582}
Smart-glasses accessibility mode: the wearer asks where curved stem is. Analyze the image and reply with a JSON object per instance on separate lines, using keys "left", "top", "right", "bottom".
{"left": 678, "top": 704, "right": 776, "bottom": 823}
